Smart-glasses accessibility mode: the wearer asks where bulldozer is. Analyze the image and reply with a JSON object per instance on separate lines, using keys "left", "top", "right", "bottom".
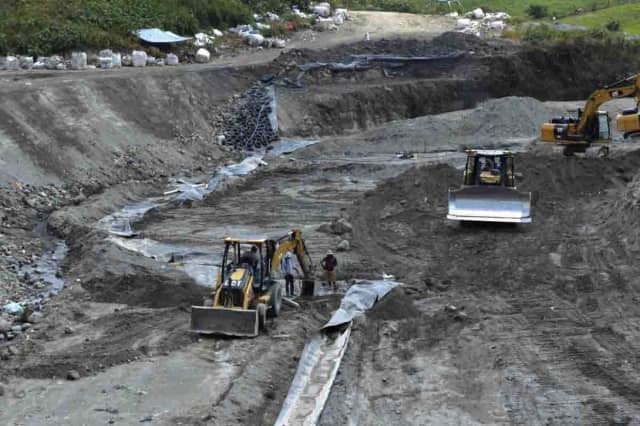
{"left": 190, "top": 229, "right": 315, "bottom": 337}
{"left": 447, "top": 150, "right": 531, "bottom": 223}
{"left": 540, "top": 74, "right": 640, "bottom": 156}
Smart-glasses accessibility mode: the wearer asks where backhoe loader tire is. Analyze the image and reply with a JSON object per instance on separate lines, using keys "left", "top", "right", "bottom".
{"left": 257, "top": 303, "right": 267, "bottom": 330}
{"left": 269, "top": 283, "right": 283, "bottom": 317}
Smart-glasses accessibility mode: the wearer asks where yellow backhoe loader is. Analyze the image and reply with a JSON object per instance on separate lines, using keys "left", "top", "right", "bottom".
{"left": 447, "top": 150, "right": 531, "bottom": 223}
{"left": 190, "top": 229, "right": 314, "bottom": 337}
{"left": 540, "top": 74, "right": 640, "bottom": 156}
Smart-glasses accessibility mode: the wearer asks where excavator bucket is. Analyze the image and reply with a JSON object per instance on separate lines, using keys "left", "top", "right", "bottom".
{"left": 447, "top": 186, "right": 531, "bottom": 223}
{"left": 190, "top": 306, "right": 259, "bottom": 337}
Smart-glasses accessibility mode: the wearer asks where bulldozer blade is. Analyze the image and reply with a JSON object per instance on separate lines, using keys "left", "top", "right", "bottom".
{"left": 190, "top": 306, "right": 259, "bottom": 337}
{"left": 447, "top": 186, "right": 531, "bottom": 223}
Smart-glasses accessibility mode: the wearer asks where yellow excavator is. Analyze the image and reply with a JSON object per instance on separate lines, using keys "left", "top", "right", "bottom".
{"left": 190, "top": 229, "right": 315, "bottom": 337}
{"left": 540, "top": 74, "right": 640, "bottom": 156}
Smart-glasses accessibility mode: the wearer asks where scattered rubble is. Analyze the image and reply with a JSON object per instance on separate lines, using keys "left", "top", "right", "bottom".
{"left": 67, "top": 370, "right": 81, "bottom": 381}
{"left": 451, "top": 8, "right": 510, "bottom": 37}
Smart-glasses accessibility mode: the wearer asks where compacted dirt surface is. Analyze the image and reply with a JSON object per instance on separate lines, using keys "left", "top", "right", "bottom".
{"left": 3, "top": 13, "right": 640, "bottom": 425}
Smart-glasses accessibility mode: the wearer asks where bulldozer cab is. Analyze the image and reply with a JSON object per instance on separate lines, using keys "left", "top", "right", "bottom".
{"left": 463, "top": 151, "right": 515, "bottom": 188}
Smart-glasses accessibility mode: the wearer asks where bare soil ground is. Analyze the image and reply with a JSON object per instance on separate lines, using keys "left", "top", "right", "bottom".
{"left": 3, "top": 12, "right": 640, "bottom": 426}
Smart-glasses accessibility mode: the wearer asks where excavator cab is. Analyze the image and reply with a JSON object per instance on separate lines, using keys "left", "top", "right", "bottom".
{"left": 447, "top": 150, "right": 531, "bottom": 223}
{"left": 190, "top": 230, "right": 314, "bottom": 337}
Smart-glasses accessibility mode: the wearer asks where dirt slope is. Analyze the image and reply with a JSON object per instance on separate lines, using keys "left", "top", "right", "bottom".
{"left": 319, "top": 150, "right": 640, "bottom": 424}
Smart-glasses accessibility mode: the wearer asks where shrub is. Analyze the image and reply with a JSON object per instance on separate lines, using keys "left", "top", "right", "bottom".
{"left": 605, "top": 20, "right": 621, "bottom": 32}
{"left": 526, "top": 4, "right": 549, "bottom": 19}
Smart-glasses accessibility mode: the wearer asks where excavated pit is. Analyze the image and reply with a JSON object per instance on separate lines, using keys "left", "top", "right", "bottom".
{"left": 3, "top": 32, "right": 640, "bottom": 424}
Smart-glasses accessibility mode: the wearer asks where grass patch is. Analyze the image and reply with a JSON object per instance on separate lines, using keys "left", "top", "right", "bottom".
{"left": 345, "top": 0, "right": 640, "bottom": 20}
{"left": 561, "top": 3, "right": 640, "bottom": 33}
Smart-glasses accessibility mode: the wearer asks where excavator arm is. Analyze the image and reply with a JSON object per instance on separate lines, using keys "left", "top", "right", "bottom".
{"left": 270, "top": 229, "right": 314, "bottom": 279}
{"left": 576, "top": 74, "right": 640, "bottom": 135}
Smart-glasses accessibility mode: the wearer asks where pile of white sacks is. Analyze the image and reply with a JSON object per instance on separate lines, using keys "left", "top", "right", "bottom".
{"left": 449, "top": 8, "right": 510, "bottom": 37}
{"left": 0, "top": 50, "right": 182, "bottom": 71}
{"left": 313, "top": 3, "right": 351, "bottom": 31}
{"left": 228, "top": 24, "right": 287, "bottom": 49}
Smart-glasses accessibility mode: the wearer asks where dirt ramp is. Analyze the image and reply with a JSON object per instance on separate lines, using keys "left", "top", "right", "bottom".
{"left": 82, "top": 268, "right": 206, "bottom": 308}
{"left": 70, "top": 244, "right": 207, "bottom": 308}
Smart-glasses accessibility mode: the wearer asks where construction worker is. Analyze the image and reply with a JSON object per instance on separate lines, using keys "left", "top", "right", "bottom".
{"left": 321, "top": 250, "right": 338, "bottom": 291}
{"left": 240, "top": 246, "right": 259, "bottom": 274}
{"left": 280, "top": 251, "right": 300, "bottom": 297}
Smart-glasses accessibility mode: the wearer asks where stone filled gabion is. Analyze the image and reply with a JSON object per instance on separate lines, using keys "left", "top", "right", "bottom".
{"left": 220, "top": 83, "right": 278, "bottom": 150}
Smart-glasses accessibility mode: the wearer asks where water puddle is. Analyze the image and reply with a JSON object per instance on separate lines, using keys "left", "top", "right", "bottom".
{"left": 18, "top": 241, "right": 68, "bottom": 305}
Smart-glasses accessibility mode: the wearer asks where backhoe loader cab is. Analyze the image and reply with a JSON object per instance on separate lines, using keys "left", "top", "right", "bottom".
{"left": 447, "top": 150, "right": 532, "bottom": 223}
{"left": 190, "top": 229, "right": 314, "bottom": 337}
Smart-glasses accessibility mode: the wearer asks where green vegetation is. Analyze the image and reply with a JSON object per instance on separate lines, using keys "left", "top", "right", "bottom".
{"left": 561, "top": 3, "right": 640, "bottom": 33}
{"left": 345, "top": 0, "right": 640, "bottom": 19}
{"left": 4, "top": 0, "right": 640, "bottom": 55}
{"left": 526, "top": 5, "right": 549, "bottom": 19}
{"left": 0, "top": 0, "right": 304, "bottom": 56}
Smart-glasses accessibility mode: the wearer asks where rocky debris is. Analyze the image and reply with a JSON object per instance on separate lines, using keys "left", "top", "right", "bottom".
{"left": 332, "top": 218, "right": 353, "bottom": 235}
{"left": 317, "top": 218, "right": 354, "bottom": 235}
{"left": 0, "top": 317, "right": 11, "bottom": 333}
{"left": 336, "top": 239, "right": 350, "bottom": 252}
{"left": 67, "top": 370, "right": 81, "bottom": 381}
{"left": 219, "top": 83, "right": 278, "bottom": 150}
{"left": 0, "top": 182, "right": 81, "bottom": 306}
{"left": 3, "top": 302, "right": 23, "bottom": 315}
{"left": 195, "top": 48, "right": 211, "bottom": 64}
{"left": 453, "top": 8, "right": 510, "bottom": 37}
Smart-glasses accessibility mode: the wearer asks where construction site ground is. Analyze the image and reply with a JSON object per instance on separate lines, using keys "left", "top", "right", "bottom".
{"left": 2, "top": 11, "right": 640, "bottom": 425}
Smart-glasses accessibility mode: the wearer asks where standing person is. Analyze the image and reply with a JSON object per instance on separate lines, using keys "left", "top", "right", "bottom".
{"left": 321, "top": 250, "right": 338, "bottom": 291}
{"left": 280, "top": 251, "right": 300, "bottom": 297}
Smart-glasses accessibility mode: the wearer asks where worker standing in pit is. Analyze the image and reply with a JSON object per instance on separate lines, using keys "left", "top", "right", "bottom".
{"left": 280, "top": 251, "right": 300, "bottom": 297}
{"left": 321, "top": 250, "right": 338, "bottom": 291}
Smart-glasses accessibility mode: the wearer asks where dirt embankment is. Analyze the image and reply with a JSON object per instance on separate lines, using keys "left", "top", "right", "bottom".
{"left": 0, "top": 66, "right": 267, "bottom": 187}
{"left": 276, "top": 34, "right": 640, "bottom": 137}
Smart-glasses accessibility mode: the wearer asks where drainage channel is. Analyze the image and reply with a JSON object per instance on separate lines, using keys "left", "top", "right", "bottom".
{"left": 275, "top": 280, "right": 399, "bottom": 426}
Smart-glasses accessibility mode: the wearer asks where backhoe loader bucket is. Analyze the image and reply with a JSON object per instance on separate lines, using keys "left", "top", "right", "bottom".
{"left": 447, "top": 186, "right": 531, "bottom": 223}
{"left": 190, "top": 306, "right": 259, "bottom": 337}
